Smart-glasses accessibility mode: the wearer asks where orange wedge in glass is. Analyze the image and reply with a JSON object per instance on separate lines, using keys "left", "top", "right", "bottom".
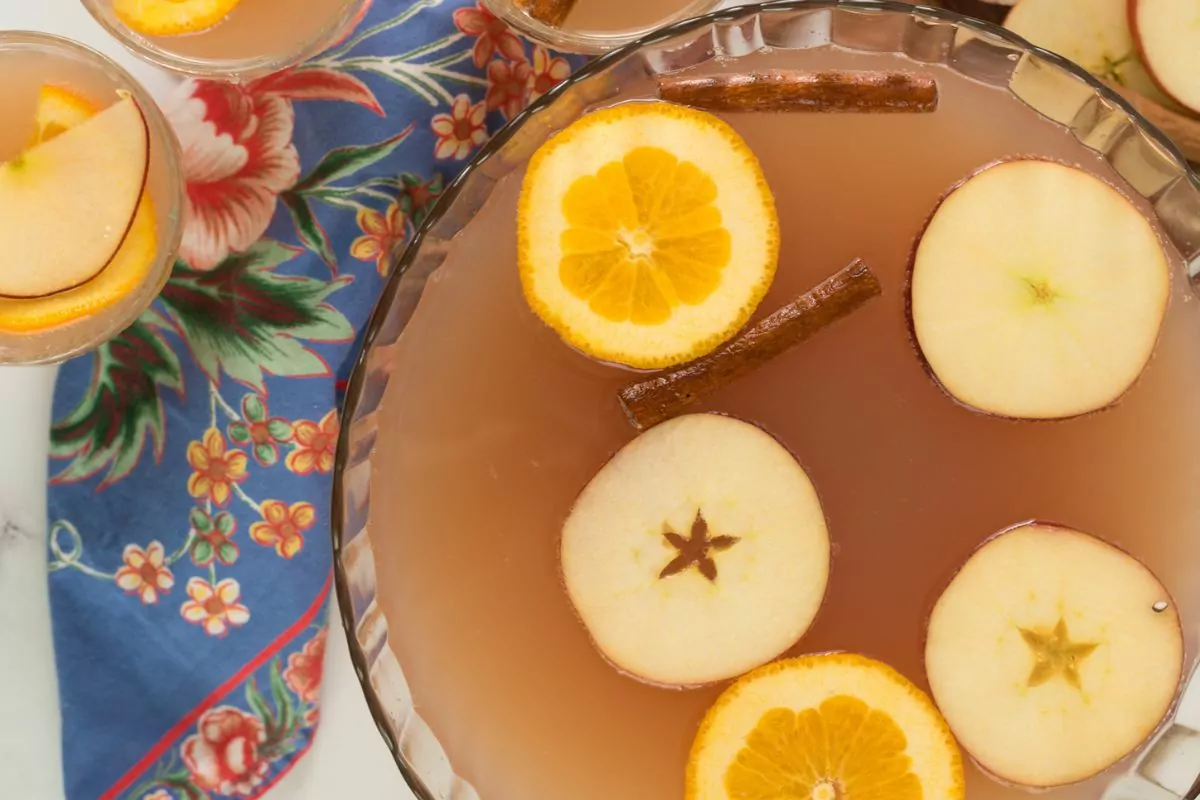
{"left": 518, "top": 101, "right": 779, "bottom": 369}
{"left": 687, "top": 653, "right": 964, "bottom": 800}
{"left": 113, "top": 0, "right": 241, "bottom": 36}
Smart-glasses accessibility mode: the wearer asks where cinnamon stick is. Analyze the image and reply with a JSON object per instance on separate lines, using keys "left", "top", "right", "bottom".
{"left": 514, "top": 0, "right": 577, "bottom": 27}
{"left": 618, "top": 260, "right": 881, "bottom": 430}
{"left": 658, "top": 70, "right": 938, "bottom": 113}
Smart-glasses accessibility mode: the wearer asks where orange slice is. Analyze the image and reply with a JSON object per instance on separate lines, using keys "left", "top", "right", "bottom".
{"left": 0, "top": 87, "right": 158, "bottom": 333}
{"left": 518, "top": 101, "right": 779, "bottom": 369}
{"left": 687, "top": 653, "right": 964, "bottom": 800}
{"left": 33, "top": 85, "right": 96, "bottom": 145}
{"left": 113, "top": 0, "right": 241, "bottom": 36}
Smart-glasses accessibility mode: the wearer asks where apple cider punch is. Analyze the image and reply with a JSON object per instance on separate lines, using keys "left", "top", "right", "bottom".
{"left": 361, "top": 18, "right": 1200, "bottom": 800}
{"left": 0, "top": 32, "right": 182, "bottom": 364}
{"left": 79, "top": 0, "right": 369, "bottom": 78}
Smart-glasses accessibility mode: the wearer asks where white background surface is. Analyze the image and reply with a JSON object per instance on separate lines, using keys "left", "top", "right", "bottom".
{"left": 0, "top": 2, "right": 414, "bottom": 798}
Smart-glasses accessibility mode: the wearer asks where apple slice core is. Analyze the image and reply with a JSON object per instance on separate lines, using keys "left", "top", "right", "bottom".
{"left": 1131, "top": 0, "right": 1200, "bottom": 114}
{"left": 909, "top": 159, "right": 1169, "bottom": 419}
{"left": 925, "top": 522, "right": 1183, "bottom": 788}
{"left": 560, "top": 413, "right": 830, "bottom": 687}
{"left": 0, "top": 96, "right": 148, "bottom": 299}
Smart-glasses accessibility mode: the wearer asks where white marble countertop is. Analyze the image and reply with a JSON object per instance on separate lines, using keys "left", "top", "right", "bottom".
{"left": 0, "top": 3, "right": 413, "bottom": 798}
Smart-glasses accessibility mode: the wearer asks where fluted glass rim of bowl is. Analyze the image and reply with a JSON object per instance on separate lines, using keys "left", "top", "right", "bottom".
{"left": 0, "top": 30, "right": 184, "bottom": 366}
{"left": 76, "top": 0, "right": 369, "bottom": 80}
{"left": 483, "top": 0, "right": 725, "bottom": 54}
{"left": 331, "top": 2, "right": 1200, "bottom": 798}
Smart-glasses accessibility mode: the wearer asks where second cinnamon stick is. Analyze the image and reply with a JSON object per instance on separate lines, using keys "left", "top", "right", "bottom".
{"left": 618, "top": 260, "right": 881, "bottom": 430}
{"left": 658, "top": 70, "right": 938, "bottom": 113}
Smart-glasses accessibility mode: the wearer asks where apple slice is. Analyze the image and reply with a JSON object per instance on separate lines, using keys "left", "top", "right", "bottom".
{"left": 560, "top": 413, "right": 830, "bottom": 687}
{"left": 1131, "top": 0, "right": 1200, "bottom": 115}
{"left": 0, "top": 96, "right": 148, "bottom": 299}
{"left": 925, "top": 522, "right": 1182, "bottom": 787}
{"left": 908, "top": 159, "right": 1169, "bottom": 419}
{"left": 1004, "top": 0, "right": 1178, "bottom": 107}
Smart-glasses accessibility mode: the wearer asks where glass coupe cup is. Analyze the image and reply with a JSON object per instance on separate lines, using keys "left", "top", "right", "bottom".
{"left": 77, "top": 0, "right": 370, "bottom": 80}
{"left": 332, "top": 2, "right": 1200, "bottom": 799}
{"left": 0, "top": 32, "right": 183, "bottom": 365}
{"left": 483, "top": 0, "right": 724, "bottom": 54}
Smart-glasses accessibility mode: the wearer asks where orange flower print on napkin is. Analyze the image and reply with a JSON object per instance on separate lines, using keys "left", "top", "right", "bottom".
{"left": 181, "top": 577, "right": 251, "bottom": 637}
{"left": 350, "top": 202, "right": 407, "bottom": 275}
{"left": 286, "top": 411, "right": 339, "bottom": 475}
{"left": 187, "top": 429, "right": 249, "bottom": 506}
{"left": 250, "top": 501, "right": 316, "bottom": 559}
{"left": 114, "top": 542, "right": 175, "bottom": 604}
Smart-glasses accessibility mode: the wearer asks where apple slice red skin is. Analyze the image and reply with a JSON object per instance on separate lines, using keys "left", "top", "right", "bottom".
{"left": 921, "top": 519, "right": 1184, "bottom": 789}
{"left": 1127, "top": 0, "right": 1200, "bottom": 117}
{"left": 1, "top": 98, "right": 151, "bottom": 301}
{"left": 902, "top": 156, "right": 1166, "bottom": 422}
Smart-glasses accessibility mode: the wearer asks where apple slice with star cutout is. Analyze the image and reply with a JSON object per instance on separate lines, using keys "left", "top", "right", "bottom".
{"left": 1130, "top": 0, "right": 1200, "bottom": 115}
{"left": 908, "top": 159, "right": 1170, "bottom": 419}
{"left": 560, "top": 413, "right": 830, "bottom": 687}
{"left": 926, "top": 522, "right": 1183, "bottom": 788}
{"left": 0, "top": 95, "right": 148, "bottom": 299}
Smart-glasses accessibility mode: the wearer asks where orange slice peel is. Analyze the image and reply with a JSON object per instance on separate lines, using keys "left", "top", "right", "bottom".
{"left": 687, "top": 653, "right": 964, "bottom": 800}
{"left": 113, "top": 0, "right": 241, "bottom": 36}
{"left": 518, "top": 101, "right": 779, "bottom": 368}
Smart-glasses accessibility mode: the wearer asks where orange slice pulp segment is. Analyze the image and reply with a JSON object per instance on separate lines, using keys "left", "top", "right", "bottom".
{"left": 0, "top": 86, "right": 157, "bottom": 333}
{"left": 518, "top": 101, "right": 779, "bottom": 368}
{"left": 113, "top": 0, "right": 241, "bottom": 36}
{"left": 687, "top": 653, "right": 964, "bottom": 800}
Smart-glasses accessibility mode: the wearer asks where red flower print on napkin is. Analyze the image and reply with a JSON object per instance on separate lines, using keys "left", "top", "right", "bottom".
{"left": 284, "top": 629, "right": 327, "bottom": 705}
{"left": 285, "top": 629, "right": 327, "bottom": 725}
{"left": 486, "top": 58, "right": 532, "bottom": 120}
{"left": 164, "top": 81, "right": 302, "bottom": 271}
{"left": 454, "top": 1, "right": 525, "bottom": 68}
{"left": 182, "top": 706, "right": 269, "bottom": 796}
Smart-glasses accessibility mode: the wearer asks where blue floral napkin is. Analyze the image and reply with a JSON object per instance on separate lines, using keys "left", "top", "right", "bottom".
{"left": 46, "top": 3, "right": 579, "bottom": 797}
